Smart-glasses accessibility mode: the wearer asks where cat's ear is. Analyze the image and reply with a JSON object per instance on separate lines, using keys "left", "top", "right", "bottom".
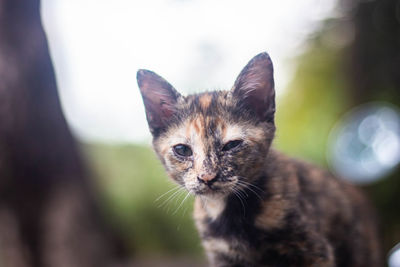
{"left": 232, "top": 52, "right": 275, "bottom": 122}
{"left": 137, "top": 69, "right": 181, "bottom": 136}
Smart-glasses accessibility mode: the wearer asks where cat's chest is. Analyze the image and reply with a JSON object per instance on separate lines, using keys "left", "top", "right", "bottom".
{"left": 193, "top": 197, "right": 226, "bottom": 235}
{"left": 201, "top": 196, "right": 226, "bottom": 220}
{"left": 194, "top": 197, "right": 263, "bottom": 265}
{"left": 194, "top": 196, "right": 262, "bottom": 243}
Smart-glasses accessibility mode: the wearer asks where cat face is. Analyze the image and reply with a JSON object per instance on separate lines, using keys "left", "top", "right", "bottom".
{"left": 137, "top": 52, "right": 275, "bottom": 197}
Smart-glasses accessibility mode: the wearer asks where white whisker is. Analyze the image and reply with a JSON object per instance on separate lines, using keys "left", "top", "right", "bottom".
{"left": 233, "top": 185, "right": 248, "bottom": 199}
{"left": 236, "top": 181, "right": 263, "bottom": 201}
{"left": 166, "top": 189, "right": 185, "bottom": 213}
{"left": 154, "top": 185, "right": 182, "bottom": 202}
{"left": 237, "top": 178, "right": 265, "bottom": 193}
{"left": 158, "top": 186, "right": 185, "bottom": 208}
{"left": 232, "top": 189, "right": 246, "bottom": 217}
{"left": 173, "top": 191, "right": 192, "bottom": 215}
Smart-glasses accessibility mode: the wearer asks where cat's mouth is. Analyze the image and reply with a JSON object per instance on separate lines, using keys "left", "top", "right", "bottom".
{"left": 194, "top": 186, "right": 222, "bottom": 195}
{"left": 192, "top": 181, "right": 234, "bottom": 196}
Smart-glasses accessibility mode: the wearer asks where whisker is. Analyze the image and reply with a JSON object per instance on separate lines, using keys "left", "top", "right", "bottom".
{"left": 166, "top": 189, "right": 185, "bottom": 213}
{"left": 173, "top": 191, "right": 192, "bottom": 215}
{"left": 154, "top": 185, "right": 182, "bottom": 202}
{"left": 237, "top": 178, "right": 265, "bottom": 193}
{"left": 158, "top": 186, "right": 185, "bottom": 208}
{"left": 235, "top": 186, "right": 250, "bottom": 206}
{"left": 232, "top": 190, "right": 246, "bottom": 217}
{"left": 236, "top": 181, "right": 263, "bottom": 201}
{"left": 233, "top": 185, "right": 248, "bottom": 198}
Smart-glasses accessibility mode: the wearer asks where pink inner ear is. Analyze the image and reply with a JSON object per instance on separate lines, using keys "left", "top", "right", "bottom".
{"left": 137, "top": 69, "right": 181, "bottom": 133}
{"left": 232, "top": 52, "right": 275, "bottom": 120}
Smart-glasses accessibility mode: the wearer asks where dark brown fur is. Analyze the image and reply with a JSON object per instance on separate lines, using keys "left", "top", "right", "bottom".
{"left": 137, "top": 52, "right": 382, "bottom": 267}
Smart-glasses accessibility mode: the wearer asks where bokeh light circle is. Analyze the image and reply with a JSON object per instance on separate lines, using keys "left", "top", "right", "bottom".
{"left": 389, "top": 243, "right": 400, "bottom": 267}
{"left": 327, "top": 102, "right": 400, "bottom": 184}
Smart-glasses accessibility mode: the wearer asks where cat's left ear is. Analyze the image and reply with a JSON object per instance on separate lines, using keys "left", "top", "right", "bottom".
{"left": 137, "top": 69, "right": 181, "bottom": 136}
{"left": 232, "top": 52, "right": 275, "bottom": 122}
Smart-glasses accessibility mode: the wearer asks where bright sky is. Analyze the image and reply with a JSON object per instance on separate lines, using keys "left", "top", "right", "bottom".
{"left": 41, "top": 0, "right": 337, "bottom": 144}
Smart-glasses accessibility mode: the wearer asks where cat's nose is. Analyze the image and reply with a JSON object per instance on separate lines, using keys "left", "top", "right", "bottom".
{"left": 197, "top": 173, "right": 218, "bottom": 185}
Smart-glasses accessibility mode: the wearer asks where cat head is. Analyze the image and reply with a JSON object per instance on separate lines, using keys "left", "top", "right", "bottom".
{"left": 137, "top": 52, "right": 275, "bottom": 197}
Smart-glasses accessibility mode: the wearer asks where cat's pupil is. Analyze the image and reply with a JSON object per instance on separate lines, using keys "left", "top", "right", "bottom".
{"left": 222, "top": 140, "right": 243, "bottom": 151}
{"left": 173, "top": 144, "right": 193, "bottom": 157}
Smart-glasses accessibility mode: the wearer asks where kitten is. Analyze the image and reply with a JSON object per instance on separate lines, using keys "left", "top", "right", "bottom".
{"left": 137, "top": 52, "right": 382, "bottom": 267}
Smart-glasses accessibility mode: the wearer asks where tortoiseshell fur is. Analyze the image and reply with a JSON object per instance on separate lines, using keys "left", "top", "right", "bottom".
{"left": 137, "top": 53, "right": 382, "bottom": 267}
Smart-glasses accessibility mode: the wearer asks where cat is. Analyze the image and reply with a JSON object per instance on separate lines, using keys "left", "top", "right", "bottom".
{"left": 136, "top": 52, "right": 382, "bottom": 267}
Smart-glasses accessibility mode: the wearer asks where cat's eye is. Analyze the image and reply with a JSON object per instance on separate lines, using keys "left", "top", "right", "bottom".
{"left": 222, "top": 140, "right": 243, "bottom": 151}
{"left": 173, "top": 144, "right": 193, "bottom": 157}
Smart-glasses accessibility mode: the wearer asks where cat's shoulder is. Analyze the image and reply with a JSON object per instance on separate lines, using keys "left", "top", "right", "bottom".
{"left": 263, "top": 148, "right": 371, "bottom": 218}
{"left": 263, "top": 148, "right": 366, "bottom": 209}
{"left": 265, "top": 148, "right": 342, "bottom": 186}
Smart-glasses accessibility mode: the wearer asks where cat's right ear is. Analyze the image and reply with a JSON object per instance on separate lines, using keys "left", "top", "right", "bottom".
{"left": 137, "top": 69, "right": 181, "bottom": 136}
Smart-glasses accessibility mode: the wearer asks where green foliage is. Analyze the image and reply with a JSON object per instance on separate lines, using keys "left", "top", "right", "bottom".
{"left": 83, "top": 143, "right": 203, "bottom": 257}
{"left": 274, "top": 26, "right": 350, "bottom": 166}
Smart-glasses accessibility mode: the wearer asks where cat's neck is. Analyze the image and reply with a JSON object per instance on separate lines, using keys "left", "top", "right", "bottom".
{"left": 197, "top": 195, "right": 227, "bottom": 221}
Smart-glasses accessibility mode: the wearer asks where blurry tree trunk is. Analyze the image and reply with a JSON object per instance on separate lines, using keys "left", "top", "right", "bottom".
{"left": 0, "top": 1, "right": 126, "bottom": 267}
{"left": 341, "top": 0, "right": 400, "bottom": 253}
{"left": 344, "top": 0, "right": 400, "bottom": 105}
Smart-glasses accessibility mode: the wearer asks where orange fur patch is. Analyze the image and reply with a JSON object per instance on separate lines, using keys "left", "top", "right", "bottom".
{"left": 215, "top": 117, "right": 227, "bottom": 140}
{"left": 199, "top": 94, "right": 212, "bottom": 110}
{"left": 255, "top": 197, "right": 290, "bottom": 229}
{"left": 190, "top": 116, "right": 206, "bottom": 138}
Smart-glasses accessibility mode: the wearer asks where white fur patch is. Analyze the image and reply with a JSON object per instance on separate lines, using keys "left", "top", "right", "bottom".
{"left": 223, "top": 124, "right": 244, "bottom": 143}
{"left": 203, "top": 238, "right": 230, "bottom": 253}
{"left": 200, "top": 195, "right": 226, "bottom": 221}
{"left": 223, "top": 123, "right": 266, "bottom": 146}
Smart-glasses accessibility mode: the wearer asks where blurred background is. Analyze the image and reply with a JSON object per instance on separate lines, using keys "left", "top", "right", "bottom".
{"left": 1, "top": 0, "right": 399, "bottom": 266}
